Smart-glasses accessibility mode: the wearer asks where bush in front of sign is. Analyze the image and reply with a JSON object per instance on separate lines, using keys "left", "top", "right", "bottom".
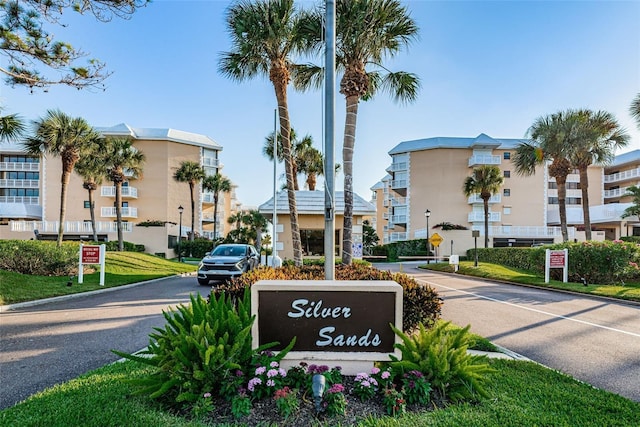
{"left": 218, "top": 263, "right": 443, "bottom": 333}
{"left": 389, "top": 321, "right": 496, "bottom": 403}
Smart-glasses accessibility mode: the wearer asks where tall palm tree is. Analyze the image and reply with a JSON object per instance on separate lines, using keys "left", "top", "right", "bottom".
{"left": 462, "top": 165, "right": 504, "bottom": 248}
{"left": 102, "top": 138, "right": 145, "bottom": 251}
{"left": 513, "top": 111, "right": 577, "bottom": 242}
{"left": 246, "top": 209, "right": 268, "bottom": 253}
{"left": 74, "top": 140, "right": 107, "bottom": 242}
{"left": 621, "top": 185, "right": 640, "bottom": 220}
{"left": 296, "top": 142, "right": 324, "bottom": 190}
{"left": 296, "top": 0, "right": 420, "bottom": 264}
{"left": 23, "top": 109, "right": 100, "bottom": 246}
{"left": 0, "top": 108, "right": 25, "bottom": 142}
{"left": 568, "top": 109, "right": 629, "bottom": 240}
{"left": 631, "top": 93, "right": 640, "bottom": 129}
{"left": 203, "top": 173, "right": 232, "bottom": 240}
{"left": 264, "top": 128, "right": 324, "bottom": 190}
{"left": 220, "top": 0, "right": 308, "bottom": 266}
{"left": 173, "top": 161, "right": 206, "bottom": 241}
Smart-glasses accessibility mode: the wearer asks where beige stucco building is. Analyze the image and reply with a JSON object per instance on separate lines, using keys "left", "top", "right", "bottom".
{"left": 371, "top": 133, "right": 637, "bottom": 254}
{"left": 258, "top": 190, "right": 376, "bottom": 261}
{"left": 0, "top": 124, "right": 242, "bottom": 256}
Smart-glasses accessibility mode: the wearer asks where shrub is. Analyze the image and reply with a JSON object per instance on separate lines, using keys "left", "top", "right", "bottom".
{"left": 179, "top": 238, "right": 216, "bottom": 259}
{"left": 113, "top": 290, "right": 259, "bottom": 405}
{"left": 0, "top": 240, "right": 78, "bottom": 276}
{"left": 98, "top": 240, "right": 144, "bottom": 252}
{"left": 389, "top": 321, "right": 496, "bottom": 403}
{"left": 216, "top": 263, "right": 442, "bottom": 332}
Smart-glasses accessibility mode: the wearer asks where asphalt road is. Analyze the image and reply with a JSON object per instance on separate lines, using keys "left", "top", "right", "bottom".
{"left": 0, "top": 275, "right": 209, "bottom": 410}
{"left": 379, "top": 262, "right": 640, "bottom": 403}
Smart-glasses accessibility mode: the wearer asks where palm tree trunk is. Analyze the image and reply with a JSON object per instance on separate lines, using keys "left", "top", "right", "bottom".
{"left": 579, "top": 166, "right": 592, "bottom": 240}
{"left": 57, "top": 170, "right": 71, "bottom": 247}
{"left": 88, "top": 189, "right": 97, "bottom": 242}
{"left": 483, "top": 198, "right": 490, "bottom": 248}
{"left": 272, "top": 75, "right": 302, "bottom": 266}
{"left": 189, "top": 182, "right": 196, "bottom": 241}
{"left": 115, "top": 183, "right": 123, "bottom": 251}
{"left": 342, "top": 94, "right": 359, "bottom": 265}
{"left": 213, "top": 193, "right": 219, "bottom": 240}
{"left": 557, "top": 178, "right": 569, "bottom": 242}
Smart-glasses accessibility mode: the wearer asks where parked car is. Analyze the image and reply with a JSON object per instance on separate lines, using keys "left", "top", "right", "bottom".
{"left": 197, "top": 243, "right": 260, "bottom": 285}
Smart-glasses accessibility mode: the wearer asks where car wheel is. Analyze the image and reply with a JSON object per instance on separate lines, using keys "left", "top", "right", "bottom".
{"left": 197, "top": 278, "right": 210, "bottom": 286}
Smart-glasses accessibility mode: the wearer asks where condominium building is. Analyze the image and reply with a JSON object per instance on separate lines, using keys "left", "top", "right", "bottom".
{"left": 372, "top": 133, "right": 632, "bottom": 250}
{"left": 0, "top": 124, "right": 241, "bottom": 256}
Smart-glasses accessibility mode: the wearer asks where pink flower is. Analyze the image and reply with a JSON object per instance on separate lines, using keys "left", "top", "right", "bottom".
{"left": 327, "top": 384, "right": 345, "bottom": 393}
{"left": 270, "top": 361, "right": 279, "bottom": 368}
{"left": 255, "top": 366, "right": 266, "bottom": 375}
{"left": 267, "top": 369, "right": 279, "bottom": 378}
{"left": 203, "top": 392, "right": 211, "bottom": 398}
{"left": 371, "top": 367, "right": 380, "bottom": 375}
{"left": 266, "top": 379, "right": 275, "bottom": 387}
{"left": 247, "top": 377, "right": 262, "bottom": 391}
{"left": 381, "top": 371, "right": 391, "bottom": 379}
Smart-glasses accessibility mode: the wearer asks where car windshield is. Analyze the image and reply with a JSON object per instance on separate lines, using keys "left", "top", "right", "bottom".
{"left": 211, "top": 246, "right": 243, "bottom": 257}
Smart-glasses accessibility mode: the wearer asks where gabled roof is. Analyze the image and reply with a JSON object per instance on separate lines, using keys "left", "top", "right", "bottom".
{"left": 258, "top": 190, "right": 376, "bottom": 216}
{"left": 388, "top": 133, "right": 529, "bottom": 155}
{"left": 95, "top": 123, "right": 222, "bottom": 150}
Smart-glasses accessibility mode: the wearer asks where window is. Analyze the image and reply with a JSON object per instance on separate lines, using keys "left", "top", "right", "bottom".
{"left": 503, "top": 152, "right": 511, "bottom": 160}
{"left": 504, "top": 170, "right": 511, "bottom": 178}
{"left": 84, "top": 201, "right": 91, "bottom": 208}
{"left": 503, "top": 189, "right": 511, "bottom": 197}
{"left": 503, "top": 207, "right": 511, "bottom": 215}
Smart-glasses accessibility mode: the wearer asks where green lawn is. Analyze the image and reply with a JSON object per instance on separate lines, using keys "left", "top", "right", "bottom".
{"left": 1, "top": 358, "right": 637, "bottom": 426}
{"left": 423, "top": 261, "right": 640, "bottom": 303}
{"left": 0, "top": 252, "right": 197, "bottom": 305}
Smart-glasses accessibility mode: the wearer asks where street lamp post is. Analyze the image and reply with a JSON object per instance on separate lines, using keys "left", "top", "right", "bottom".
{"left": 178, "top": 205, "right": 184, "bottom": 262}
{"left": 425, "top": 209, "right": 431, "bottom": 263}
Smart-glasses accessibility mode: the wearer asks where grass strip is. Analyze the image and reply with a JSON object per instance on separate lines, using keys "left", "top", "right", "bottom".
{"left": 0, "top": 252, "right": 197, "bottom": 305}
{"left": 424, "top": 261, "right": 640, "bottom": 303}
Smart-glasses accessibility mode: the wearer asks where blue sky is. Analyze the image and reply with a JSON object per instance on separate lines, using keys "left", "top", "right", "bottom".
{"left": 2, "top": 0, "right": 639, "bottom": 208}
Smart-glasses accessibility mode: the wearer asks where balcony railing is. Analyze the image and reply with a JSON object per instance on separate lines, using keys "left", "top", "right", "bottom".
{"left": 604, "top": 187, "right": 631, "bottom": 199}
{"left": 468, "top": 212, "right": 501, "bottom": 222}
{"left": 203, "top": 157, "right": 220, "bottom": 168}
{"left": 0, "top": 196, "right": 39, "bottom": 204}
{"left": 386, "top": 232, "right": 407, "bottom": 243}
{"left": 11, "top": 220, "right": 133, "bottom": 233}
{"left": 467, "top": 194, "right": 501, "bottom": 204}
{"left": 390, "top": 179, "right": 407, "bottom": 189}
{"left": 0, "top": 179, "right": 39, "bottom": 188}
{"left": 468, "top": 155, "right": 501, "bottom": 167}
{"left": 413, "top": 226, "right": 575, "bottom": 239}
{"left": 388, "top": 196, "right": 407, "bottom": 206}
{"left": 100, "top": 186, "right": 138, "bottom": 198}
{"left": 101, "top": 207, "right": 138, "bottom": 218}
{"left": 390, "top": 214, "right": 407, "bottom": 224}
{"left": 386, "top": 161, "right": 408, "bottom": 172}
{"left": 0, "top": 162, "right": 39, "bottom": 171}
{"left": 605, "top": 168, "right": 640, "bottom": 183}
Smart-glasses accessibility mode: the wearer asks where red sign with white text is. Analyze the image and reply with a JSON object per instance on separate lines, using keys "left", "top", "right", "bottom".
{"left": 549, "top": 251, "right": 566, "bottom": 268}
{"left": 81, "top": 245, "right": 101, "bottom": 264}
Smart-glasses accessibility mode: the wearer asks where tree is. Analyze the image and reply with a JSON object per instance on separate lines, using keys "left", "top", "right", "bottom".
{"left": 23, "top": 109, "right": 100, "bottom": 246}
{"left": 102, "top": 137, "right": 145, "bottom": 251}
{"left": 631, "top": 93, "right": 640, "bottom": 129}
{"left": 0, "top": 0, "right": 148, "bottom": 90}
{"left": 0, "top": 108, "right": 25, "bottom": 142}
{"left": 202, "top": 173, "right": 232, "bottom": 240}
{"left": 74, "top": 141, "right": 107, "bottom": 241}
{"left": 568, "top": 109, "right": 629, "bottom": 240}
{"left": 246, "top": 210, "right": 268, "bottom": 254}
{"left": 621, "top": 185, "right": 640, "bottom": 220}
{"left": 173, "top": 161, "right": 206, "bottom": 241}
{"left": 462, "top": 165, "right": 504, "bottom": 248}
{"left": 296, "top": 0, "right": 420, "bottom": 264}
{"left": 513, "top": 111, "right": 577, "bottom": 242}
{"left": 362, "top": 219, "right": 379, "bottom": 255}
{"left": 264, "top": 128, "right": 326, "bottom": 190}
{"left": 220, "top": 0, "right": 308, "bottom": 266}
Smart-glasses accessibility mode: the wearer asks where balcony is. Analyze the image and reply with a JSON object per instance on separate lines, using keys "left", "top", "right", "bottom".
{"left": 386, "top": 161, "right": 407, "bottom": 173}
{"left": 468, "top": 212, "right": 501, "bottom": 222}
{"left": 468, "top": 154, "right": 501, "bottom": 167}
{"left": 202, "top": 192, "right": 215, "bottom": 204}
{"left": 388, "top": 196, "right": 407, "bottom": 206}
{"left": 11, "top": 220, "right": 133, "bottom": 233}
{"left": 203, "top": 157, "right": 220, "bottom": 168}
{"left": 0, "top": 162, "right": 39, "bottom": 171}
{"left": 604, "top": 187, "right": 631, "bottom": 199}
{"left": 101, "top": 207, "right": 138, "bottom": 218}
{"left": 0, "top": 179, "right": 39, "bottom": 188}
{"left": 387, "top": 232, "right": 407, "bottom": 243}
{"left": 467, "top": 194, "right": 501, "bottom": 204}
{"left": 390, "top": 214, "right": 407, "bottom": 224}
{"left": 390, "top": 179, "right": 407, "bottom": 189}
{"left": 0, "top": 196, "right": 39, "bottom": 204}
{"left": 101, "top": 186, "right": 138, "bottom": 198}
{"left": 605, "top": 167, "right": 640, "bottom": 183}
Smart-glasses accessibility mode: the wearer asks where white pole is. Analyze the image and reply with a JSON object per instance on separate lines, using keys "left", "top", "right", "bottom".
{"left": 272, "top": 108, "right": 279, "bottom": 267}
{"left": 78, "top": 244, "right": 84, "bottom": 284}
{"left": 99, "top": 243, "right": 106, "bottom": 286}
{"left": 324, "top": 0, "right": 336, "bottom": 279}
